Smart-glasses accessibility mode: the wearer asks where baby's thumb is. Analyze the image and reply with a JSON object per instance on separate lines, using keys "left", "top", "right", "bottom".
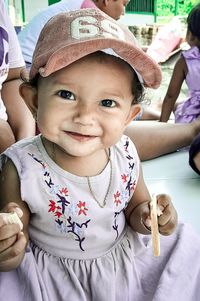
{"left": 1, "top": 202, "right": 23, "bottom": 218}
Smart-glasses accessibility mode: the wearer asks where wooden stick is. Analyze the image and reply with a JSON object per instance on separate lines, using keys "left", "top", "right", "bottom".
{"left": 150, "top": 195, "right": 160, "bottom": 256}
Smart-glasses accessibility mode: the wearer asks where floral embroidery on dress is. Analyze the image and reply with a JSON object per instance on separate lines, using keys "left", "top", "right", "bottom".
{"left": 113, "top": 210, "right": 123, "bottom": 240}
{"left": 77, "top": 201, "right": 88, "bottom": 216}
{"left": 28, "top": 152, "right": 91, "bottom": 251}
{"left": 112, "top": 137, "right": 137, "bottom": 239}
{"left": 27, "top": 135, "right": 138, "bottom": 248}
{"left": 48, "top": 199, "right": 91, "bottom": 251}
{"left": 114, "top": 191, "right": 122, "bottom": 206}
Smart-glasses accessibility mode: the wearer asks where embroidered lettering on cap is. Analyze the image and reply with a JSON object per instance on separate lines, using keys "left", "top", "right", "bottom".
{"left": 71, "top": 16, "right": 125, "bottom": 41}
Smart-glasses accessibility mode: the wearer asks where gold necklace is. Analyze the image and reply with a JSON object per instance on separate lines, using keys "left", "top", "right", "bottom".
{"left": 51, "top": 142, "right": 112, "bottom": 208}
{"left": 87, "top": 150, "right": 112, "bottom": 208}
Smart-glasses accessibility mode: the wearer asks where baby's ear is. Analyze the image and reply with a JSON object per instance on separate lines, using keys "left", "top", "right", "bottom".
{"left": 19, "top": 83, "right": 38, "bottom": 118}
{"left": 125, "top": 104, "right": 142, "bottom": 126}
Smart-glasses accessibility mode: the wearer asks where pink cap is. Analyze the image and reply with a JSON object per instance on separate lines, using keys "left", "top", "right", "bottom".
{"left": 30, "top": 8, "right": 162, "bottom": 88}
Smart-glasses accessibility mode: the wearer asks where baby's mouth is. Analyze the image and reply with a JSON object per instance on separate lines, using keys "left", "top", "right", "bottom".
{"left": 65, "top": 131, "right": 97, "bottom": 142}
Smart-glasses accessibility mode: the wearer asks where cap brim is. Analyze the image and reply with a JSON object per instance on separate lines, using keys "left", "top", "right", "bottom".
{"left": 37, "top": 38, "right": 161, "bottom": 89}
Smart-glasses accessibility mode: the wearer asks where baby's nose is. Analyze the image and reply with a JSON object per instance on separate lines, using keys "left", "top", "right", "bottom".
{"left": 73, "top": 105, "right": 95, "bottom": 125}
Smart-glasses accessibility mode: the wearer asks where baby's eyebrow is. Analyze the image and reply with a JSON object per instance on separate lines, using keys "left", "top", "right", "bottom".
{"left": 51, "top": 79, "right": 76, "bottom": 87}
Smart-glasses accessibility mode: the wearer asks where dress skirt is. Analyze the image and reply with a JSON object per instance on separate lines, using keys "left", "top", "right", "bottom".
{"left": 0, "top": 223, "right": 200, "bottom": 301}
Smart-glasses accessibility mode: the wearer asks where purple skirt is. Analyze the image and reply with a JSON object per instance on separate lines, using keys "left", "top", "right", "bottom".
{"left": 175, "top": 95, "right": 200, "bottom": 123}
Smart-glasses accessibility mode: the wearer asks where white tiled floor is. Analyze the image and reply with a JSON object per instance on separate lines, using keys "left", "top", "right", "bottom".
{"left": 142, "top": 150, "right": 200, "bottom": 234}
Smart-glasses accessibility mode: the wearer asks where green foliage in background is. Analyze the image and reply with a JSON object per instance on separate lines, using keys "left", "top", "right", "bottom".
{"left": 157, "top": 0, "right": 199, "bottom": 16}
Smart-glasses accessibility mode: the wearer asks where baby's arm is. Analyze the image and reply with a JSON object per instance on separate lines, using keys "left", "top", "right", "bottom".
{"left": 0, "top": 159, "right": 30, "bottom": 271}
{"left": 159, "top": 56, "right": 186, "bottom": 122}
{"left": 125, "top": 163, "right": 178, "bottom": 235}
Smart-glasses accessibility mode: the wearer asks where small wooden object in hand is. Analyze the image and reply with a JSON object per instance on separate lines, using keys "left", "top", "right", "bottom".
{"left": 150, "top": 195, "right": 160, "bottom": 257}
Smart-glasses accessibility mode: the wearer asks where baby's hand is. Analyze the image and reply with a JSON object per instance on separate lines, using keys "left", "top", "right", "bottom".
{"left": 156, "top": 194, "right": 178, "bottom": 235}
{"left": 0, "top": 202, "right": 26, "bottom": 271}
{"left": 144, "top": 194, "right": 178, "bottom": 235}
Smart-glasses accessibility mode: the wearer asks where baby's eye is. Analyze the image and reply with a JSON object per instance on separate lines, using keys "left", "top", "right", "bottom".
{"left": 101, "top": 99, "right": 116, "bottom": 108}
{"left": 57, "top": 90, "right": 75, "bottom": 100}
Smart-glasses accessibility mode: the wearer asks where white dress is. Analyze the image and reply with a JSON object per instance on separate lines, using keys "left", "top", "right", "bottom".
{"left": 0, "top": 135, "right": 200, "bottom": 301}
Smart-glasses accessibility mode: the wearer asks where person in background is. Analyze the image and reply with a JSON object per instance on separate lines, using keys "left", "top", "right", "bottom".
{"left": 160, "top": 3, "right": 200, "bottom": 123}
{"left": 189, "top": 132, "right": 200, "bottom": 175}
{"left": 0, "top": 0, "right": 35, "bottom": 153}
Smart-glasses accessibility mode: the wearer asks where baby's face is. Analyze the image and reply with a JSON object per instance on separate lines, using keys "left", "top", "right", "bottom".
{"left": 35, "top": 53, "right": 140, "bottom": 158}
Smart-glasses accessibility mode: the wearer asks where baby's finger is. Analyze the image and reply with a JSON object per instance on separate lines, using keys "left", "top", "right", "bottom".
{"left": 0, "top": 234, "right": 17, "bottom": 253}
{"left": 0, "top": 223, "right": 21, "bottom": 241}
{"left": 159, "top": 213, "right": 178, "bottom": 236}
{"left": 157, "top": 194, "right": 171, "bottom": 209}
{"left": 0, "top": 232, "right": 26, "bottom": 263}
{"left": 158, "top": 205, "right": 171, "bottom": 226}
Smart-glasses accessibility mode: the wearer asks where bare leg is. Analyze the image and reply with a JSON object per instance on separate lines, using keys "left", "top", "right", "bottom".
{"left": 0, "top": 119, "right": 15, "bottom": 153}
{"left": 140, "top": 107, "right": 160, "bottom": 121}
{"left": 124, "top": 118, "right": 200, "bottom": 161}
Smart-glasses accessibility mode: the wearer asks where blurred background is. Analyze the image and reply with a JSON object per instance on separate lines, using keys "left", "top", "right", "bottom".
{"left": 4, "top": 0, "right": 199, "bottom": 27}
